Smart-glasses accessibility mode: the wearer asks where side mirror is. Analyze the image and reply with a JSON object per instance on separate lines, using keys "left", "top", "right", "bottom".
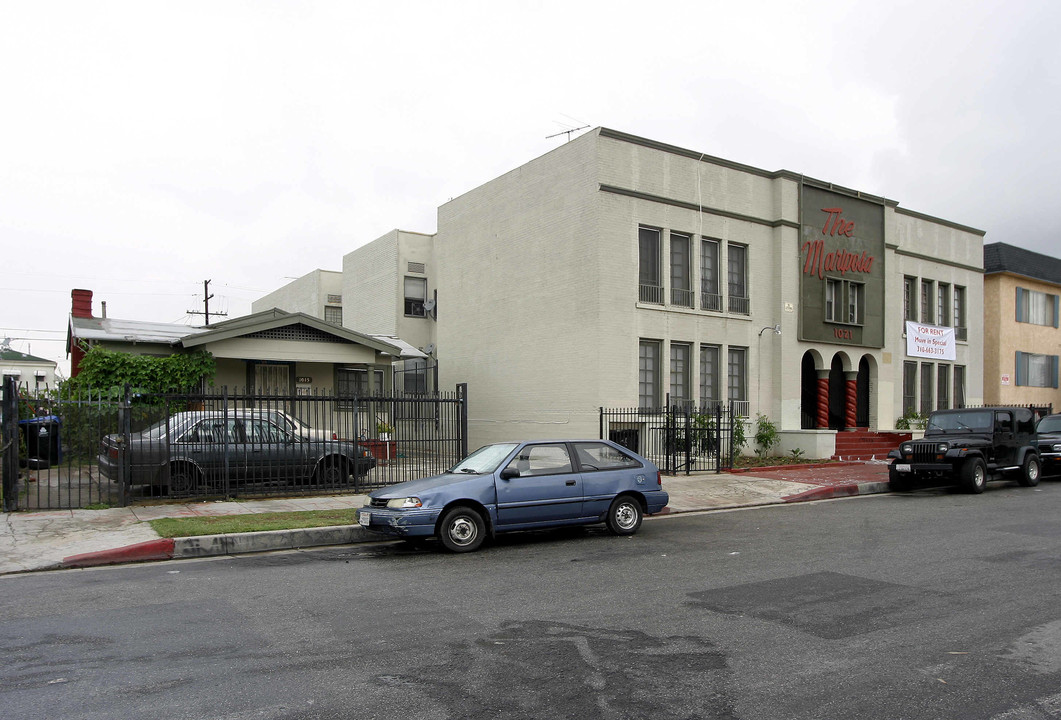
{"left": 499, "top": 468, "right": 519, "bottom": 480}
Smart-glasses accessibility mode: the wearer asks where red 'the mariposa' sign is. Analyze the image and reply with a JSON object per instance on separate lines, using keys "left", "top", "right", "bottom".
{"left": 801, "top": 207, "right": 875, "bottom": 279}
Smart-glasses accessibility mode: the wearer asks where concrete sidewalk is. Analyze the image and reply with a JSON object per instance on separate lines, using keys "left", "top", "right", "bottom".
{"left": 0, "top": 461, "right": 891, "bottom": 575}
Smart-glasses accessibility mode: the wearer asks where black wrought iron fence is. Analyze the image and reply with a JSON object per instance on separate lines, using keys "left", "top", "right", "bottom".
{"left": 600, "top": 399, "right": 738, "bottom": 475}
{"left": 1, "top": 380, "right": 467, "bottom": 510}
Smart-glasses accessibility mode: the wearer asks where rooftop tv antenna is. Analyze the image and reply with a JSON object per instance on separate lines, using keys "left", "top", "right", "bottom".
{"left": 546, "top": 125, "right": 590, "bottom": 143}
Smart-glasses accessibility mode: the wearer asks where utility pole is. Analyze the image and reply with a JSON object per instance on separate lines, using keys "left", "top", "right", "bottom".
{"left": 187, "top": 279, "right": 228, "bottom": 326}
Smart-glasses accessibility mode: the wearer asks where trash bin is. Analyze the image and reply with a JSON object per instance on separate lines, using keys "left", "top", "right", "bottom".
{"left": 19, "top": 415, "right": 61, "bottom": 469}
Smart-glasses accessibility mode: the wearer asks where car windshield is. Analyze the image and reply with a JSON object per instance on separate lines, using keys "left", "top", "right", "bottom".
{"left": 1038, "top": 416, "right": 1061, "bottom": 434}
{"left": 138, "top": 414, "right": 195, "bottom": 439}
{"left": 927, "top": 410, "right": 993, "bottom": 433}
{"left": 449, "top": 443, "right": 519, "bottom": 474}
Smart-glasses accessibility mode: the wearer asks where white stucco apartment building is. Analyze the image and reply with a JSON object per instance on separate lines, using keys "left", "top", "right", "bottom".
{"left": 261, "top": 128, "right": 986, "bottom": 453}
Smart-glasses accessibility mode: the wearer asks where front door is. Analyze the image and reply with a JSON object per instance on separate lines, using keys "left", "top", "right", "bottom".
{"left": 496, "top": 443, "right": 582, "bottom": 526}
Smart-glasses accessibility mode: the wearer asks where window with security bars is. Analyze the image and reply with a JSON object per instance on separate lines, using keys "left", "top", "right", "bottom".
{"left": 336, "top": 367, "right": 385, "bottom": 409}
{"left": 324, "top": 306, "right": 342, "bottom": 325}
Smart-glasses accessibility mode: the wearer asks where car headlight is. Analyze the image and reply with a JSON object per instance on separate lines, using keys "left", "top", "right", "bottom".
{"left": 386, "top": 497, "right": 422, "bottom": 509}
{"left": 937, "top": 443, "right": 949, "bottom": 453}
{"left": 900, "top": 444, "right": 913, "bottom": 454}
{"left": 1053, "top": 444, "right": 1061, "bottom": 453}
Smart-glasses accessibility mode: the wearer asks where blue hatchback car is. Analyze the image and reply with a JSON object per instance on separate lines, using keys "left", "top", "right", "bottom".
{"left": 357, "top": 439, "right": 669, "bottom": 552}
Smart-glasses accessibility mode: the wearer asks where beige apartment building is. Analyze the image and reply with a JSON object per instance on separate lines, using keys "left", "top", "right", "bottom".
{"left": 982, "top": 243, "right": 1060, "bottom": 408}
{"left": 260, "top": 128, "right": 987, "bottom": 453}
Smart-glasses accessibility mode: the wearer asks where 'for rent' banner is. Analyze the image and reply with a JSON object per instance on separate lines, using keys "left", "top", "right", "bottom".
{"left": 905, "top": 321, "right": 956, "bottom": 361}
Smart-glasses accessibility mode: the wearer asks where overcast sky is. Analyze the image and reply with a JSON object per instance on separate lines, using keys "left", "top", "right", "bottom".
{"left": 3, "top": 0, "right": 1058, "bottom": 377}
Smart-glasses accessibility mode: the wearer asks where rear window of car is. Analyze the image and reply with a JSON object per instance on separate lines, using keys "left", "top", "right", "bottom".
{"left": 573, "top": 442, "right": 642, "bottom": 471}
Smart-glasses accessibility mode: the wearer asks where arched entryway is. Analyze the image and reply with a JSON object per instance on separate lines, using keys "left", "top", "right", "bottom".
{"left": 801, "top": 350, "right": 875, "bottom": 430}
{"left": 829, "top": 355, "right": 847, "bottom": 430}
{"left": 801, "top": 352, "right": 817, "bottom": 429}
{"left": 856, "top": 356, "right": 870, "bottom": 427}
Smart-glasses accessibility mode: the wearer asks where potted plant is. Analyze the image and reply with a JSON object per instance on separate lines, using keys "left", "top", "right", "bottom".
{"left": 376, "top": 420, "right": 395, "bottom": 441}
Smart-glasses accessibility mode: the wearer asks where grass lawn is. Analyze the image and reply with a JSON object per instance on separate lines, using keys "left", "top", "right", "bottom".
{"left": 150, "top": 509, "right": 360, "bottom": 538}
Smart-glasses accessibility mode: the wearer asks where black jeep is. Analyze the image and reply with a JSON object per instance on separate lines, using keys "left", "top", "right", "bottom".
{"left": 1037, "top": 413, "right": 1061, "bottom": 477}
{"left": 888, "top": 407, "right": 1041, "bottom": 493}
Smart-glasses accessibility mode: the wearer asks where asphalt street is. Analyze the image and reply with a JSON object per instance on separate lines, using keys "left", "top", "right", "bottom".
{"left": 3, "top": 480, "right": 1061, "bottom": 719}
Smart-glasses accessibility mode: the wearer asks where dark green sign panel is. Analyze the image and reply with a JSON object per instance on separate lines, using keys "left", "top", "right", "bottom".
{"left": 798, "top": 185, "right": 885, "bottom": 348}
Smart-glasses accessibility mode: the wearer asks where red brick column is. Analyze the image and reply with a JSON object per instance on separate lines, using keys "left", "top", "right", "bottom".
{"left": 844, "top": 372, "right": 859, "bottom": 430}
{"left": 816, "top": 370, "right": 830, "bottom": 429}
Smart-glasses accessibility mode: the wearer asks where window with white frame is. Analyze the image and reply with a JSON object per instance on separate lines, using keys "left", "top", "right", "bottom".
{"left": 404, "top": 276, "right": 428, "bottom": 317}
{"left": 324, "top": 305, "right": 342, "bottom": 325}
{"left": 826, "top": 278, "right": 863, "bottom": 324}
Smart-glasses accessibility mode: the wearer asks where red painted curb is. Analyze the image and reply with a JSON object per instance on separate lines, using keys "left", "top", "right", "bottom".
{"left": 782, "top": 484, "right": 860, "bottom": 503}
{"left": 728, "top": 461, "right": 862, "bottom": 474}
{"left": 63, "top": 538, "right": 176, "bottom": 568}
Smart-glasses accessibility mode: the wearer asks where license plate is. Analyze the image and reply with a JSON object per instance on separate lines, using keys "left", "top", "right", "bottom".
{"left": 358, "top": 511, "right": 371, "bottom": 527}
{"left": 895, "top": 463, "right": 911, "bottom": 473}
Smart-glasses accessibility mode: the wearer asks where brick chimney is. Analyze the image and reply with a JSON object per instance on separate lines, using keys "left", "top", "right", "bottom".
{"left": 71, "top": 288, "right": 93, "bottom": 319}
{"left": 69, "top": 289, "right": 93, "bottom": 377}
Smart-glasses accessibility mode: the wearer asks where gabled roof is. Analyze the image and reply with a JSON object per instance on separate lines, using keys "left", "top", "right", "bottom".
{"left": 68, "top": 307, "right": 424, "bottom": 359}
{"left": 68, "top": 315, "right": 207, "bottom": 346}
{"left": 178, "top": 308, "right": 415, "bottom": 357}
{"left": 984, "top": 242, "right": 1061, "bottom": 286}
{"left": 0, "top": 347, "right": 56, "bottom": 365}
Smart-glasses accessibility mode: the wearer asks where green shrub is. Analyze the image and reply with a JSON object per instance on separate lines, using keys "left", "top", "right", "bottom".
{"left": 754, "top": 414, "right": 780, "bottom": 458}
{"left": 895, "top": 408, "right": 927, "bottom": 430}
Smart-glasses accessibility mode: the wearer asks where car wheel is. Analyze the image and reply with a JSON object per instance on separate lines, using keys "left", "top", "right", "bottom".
{"left": 1019, "top": 454, "right": 1042, "bottom": 487}
{"left": 961, "top": 457, "right": 987, "bottom": 494}
{"left": 606, "top": 495, "right": 643, "bottom": 535}
{"left": 438, "top": 506, "right": 485, "bottom": 553}
{"left": 888, "top": 465, "right": 911, "bottom": 492}
{"left": 169, "top": 463, "right": 201, "bottom": 497}
{"left": 315, "top": 458, "right": 350, "bottom": 486}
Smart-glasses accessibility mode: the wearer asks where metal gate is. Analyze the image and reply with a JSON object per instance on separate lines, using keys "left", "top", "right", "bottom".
{"left": 600, "top": 399, "right": 739, "bottom": 475}
{"left": 1, "top": 379, "right": 468, "bottom": 510}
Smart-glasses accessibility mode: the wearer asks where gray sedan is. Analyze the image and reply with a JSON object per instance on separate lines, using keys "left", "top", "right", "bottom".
{"left": 97, "top": 411, "right": 376, "bottom": 495}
